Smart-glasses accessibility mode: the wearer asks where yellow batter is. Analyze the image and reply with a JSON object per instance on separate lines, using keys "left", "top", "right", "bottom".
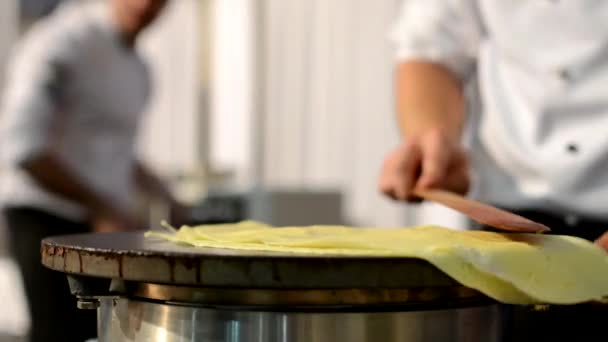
{"left": 146, "top": 221, "right": 608, "bottom": 305}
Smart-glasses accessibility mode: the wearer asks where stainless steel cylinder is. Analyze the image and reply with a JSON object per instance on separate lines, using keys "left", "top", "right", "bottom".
{"left": 98, "top": 298, "right": 503, "bottom": 342}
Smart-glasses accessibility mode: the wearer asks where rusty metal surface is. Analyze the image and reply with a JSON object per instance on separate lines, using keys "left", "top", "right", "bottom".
{"left": 132, "top": 283, "right": 491, "bottom": 308}
{"left": 41, "top": 232, "right": 459, "bottom": 289}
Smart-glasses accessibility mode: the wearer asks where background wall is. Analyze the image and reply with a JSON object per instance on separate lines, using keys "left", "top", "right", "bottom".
{"left": 210, "top": 0, "right": 467, "bottom": 228}
{"left": 137, "top": 0, "right": 205, "bottom": 204}
{"left": 257, "top": 0, "right": 406, "bottom": 226}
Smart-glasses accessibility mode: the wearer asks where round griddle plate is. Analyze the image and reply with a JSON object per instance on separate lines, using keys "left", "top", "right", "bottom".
{"left": 41, "top": 232, "right": 458, "bottom": 289}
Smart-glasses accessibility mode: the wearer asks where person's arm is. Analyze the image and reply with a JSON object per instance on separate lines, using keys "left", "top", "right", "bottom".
{"left": 0, "top": 29, "right": 139, "bottom": 231}
{"left": 22, "top": 153, "right": 140, "bottom": 230}
{"left": 133, "top": 161, "right": 174, "bottom": 202}
{"left": 396, "top": 62, "right": 465, "bottom": 143}
{"left": 379, "top": 62, "right": 470, "bottom": 201}
{"left": 379, "top": 1, "right": 481, "bottom": 201}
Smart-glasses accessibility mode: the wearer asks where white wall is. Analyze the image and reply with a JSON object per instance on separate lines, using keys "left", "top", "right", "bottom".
{"left": 137, "top": 0, "right": 202, "bottom": 198}
{"left": 257, "top": 0, "right": 468, "bottom": 228}
{"left": 210, "top": 0, "right": 468, "bottom": 228}
{"left": 209, "top": 0, "right": 256, "bottom": 187}
{"left": 257, "top": 0, "right": 405, "bottom": 226}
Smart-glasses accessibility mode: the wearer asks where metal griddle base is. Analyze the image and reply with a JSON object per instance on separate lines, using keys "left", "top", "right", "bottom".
{"left": 41, "top": 231, "right": 462, "bottom": 289}
{"left": 41, "top": 232, "right": 504, "bottom": 342}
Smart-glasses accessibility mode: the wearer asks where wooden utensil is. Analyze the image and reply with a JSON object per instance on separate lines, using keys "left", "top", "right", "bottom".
{"left": 414, "top": 189, "right": 551, "bottom": 233}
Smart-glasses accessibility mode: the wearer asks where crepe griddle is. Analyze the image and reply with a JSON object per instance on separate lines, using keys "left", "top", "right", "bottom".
{"left": 41, "top": 231, "right": 461, "bottom": 289}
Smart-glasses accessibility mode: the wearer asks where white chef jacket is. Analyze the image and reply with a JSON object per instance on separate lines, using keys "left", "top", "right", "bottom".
{"left": 0, "top": 1, "right": 150, "bottom": 221}
{"left": 391, "top": 0, "right": 608, "bottom": 220}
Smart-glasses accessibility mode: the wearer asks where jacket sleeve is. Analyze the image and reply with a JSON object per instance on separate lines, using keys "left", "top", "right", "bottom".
{"left": 389, "top": 0, "right": 484, "bottom": 81}
{"left": 0, "top": 25, "right": 76, "bottom": 166}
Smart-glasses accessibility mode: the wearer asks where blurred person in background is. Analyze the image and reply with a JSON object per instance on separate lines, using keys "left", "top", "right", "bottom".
{"left": 378, "top": 1, "right": 608, "bottom": 341}
{"left": 0, "top": 0, "right": 191, "bottom": 341}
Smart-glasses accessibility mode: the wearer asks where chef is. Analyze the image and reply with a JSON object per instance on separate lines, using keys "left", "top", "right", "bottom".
{"left": 0, "top": 1, "right": 188, "bottom": 341}
{"left": 378, "top": 1, "right": 608, "bottom": 340}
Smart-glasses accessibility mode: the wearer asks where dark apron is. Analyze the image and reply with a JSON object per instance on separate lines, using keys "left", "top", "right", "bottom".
{"left": 4, "top": 207, "right": 97, "bottom": 342}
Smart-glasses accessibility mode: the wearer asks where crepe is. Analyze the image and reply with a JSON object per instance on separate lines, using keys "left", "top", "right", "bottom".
{"left": 146, "top": 221, "right": 608, "bottom": 305}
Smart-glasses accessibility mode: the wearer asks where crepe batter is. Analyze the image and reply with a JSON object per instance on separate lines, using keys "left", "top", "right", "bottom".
{"left": 146, "top": 221, "right": 608, "bottom": 305}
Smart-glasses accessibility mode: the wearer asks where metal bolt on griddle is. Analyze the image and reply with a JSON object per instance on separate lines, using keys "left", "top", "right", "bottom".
{"left": 77, "top": 298, "right": 100, "bottom": 310}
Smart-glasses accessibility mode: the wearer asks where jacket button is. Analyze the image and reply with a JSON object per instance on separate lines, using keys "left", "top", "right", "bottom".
{"left": 566, "top": 143, "right": 579, "bottom": 154}
{"left": 558, "top": 69, "right": 573, "bottom": 82}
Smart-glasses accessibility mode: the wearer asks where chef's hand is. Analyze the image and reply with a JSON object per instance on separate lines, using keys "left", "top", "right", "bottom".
{"left": 378, "top": 129, "right": 470, "bottom": 201}
{"left": 595, "top": 231, "right": 608, "bottom": 252}
{"left": 92, "top": 207, "right": 143, "bottom": 233}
